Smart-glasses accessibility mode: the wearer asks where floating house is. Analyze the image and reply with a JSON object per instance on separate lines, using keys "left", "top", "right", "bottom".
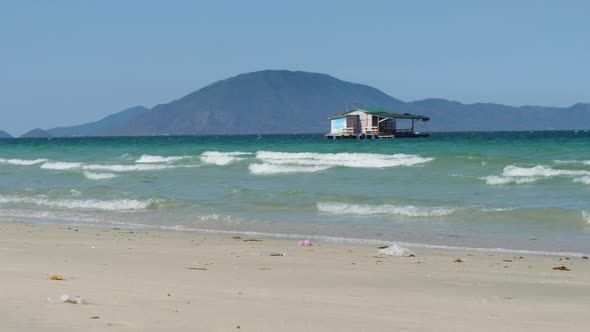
{"left": 326, "top": 108, "right": 430, "bottom": 139}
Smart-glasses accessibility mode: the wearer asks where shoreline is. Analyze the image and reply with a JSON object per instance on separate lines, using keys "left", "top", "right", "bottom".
{"left": 5, "top": 217, "right": 590, "bottom": 259}
{"left": 1, "top": 220, "right": 589, "bottom": 331}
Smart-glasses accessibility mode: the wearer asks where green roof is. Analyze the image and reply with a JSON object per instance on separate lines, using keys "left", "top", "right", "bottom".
{"left": 358, "top": 108, "right": 430, "bottom": 121}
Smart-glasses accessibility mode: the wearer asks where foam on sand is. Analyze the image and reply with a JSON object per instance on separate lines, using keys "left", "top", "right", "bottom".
{"left": 0, "top": 158, "right": 48, "bottom": 166}
{"left": 83, "top": 171, "right": 118, "bottom": 180}
{"left": 0, "top": 195, "right": 156, "bottom": 210}
{"left": 200, "top": 151, "right": 252, "bottom": 166}
{"left": 317, "top": 201, "right": 455, "bottom": 217}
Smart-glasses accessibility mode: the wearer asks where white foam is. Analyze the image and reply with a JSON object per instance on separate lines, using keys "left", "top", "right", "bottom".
{"left": 41, "top": 161, "right": 83, "bottom": 170}
{"left": 82, "top": 164, "right": 174, "bottom": 172}
{"left": 255, "top": 151, "right": 434, "bottom": 168}
{"left": 0, "top": 195, "right": 154, "bottom": 210}
{"left": 0, "top": 158, "right": 48, "bottom": 166}
{"left": 582, "top": 211, "right": 590, "bottom": 225}
{"left": 482, "top": 165, "right": 590, "bottom": 185}
{"left": 83, "top": 171, "right": 118, "bottom": 180}
{"left": 554, "top": 160, "right": 590, "bottom": 165}
{"left": 481, "top": 175, "right": 540, "bottom": 185}
{"left": 249, "top": 163, "right": 331, "bottom": 174}
{"left": 317, "top": 202, "right": 455, "bottom": 217}
{"left": 200, "top": 151, "right": 251, "bottom": 166}
{"left": 573, "top": 176, "right": 590, "bottom": 185}
{"left": 136, "top": 154, "right": 187, "bottom": 163}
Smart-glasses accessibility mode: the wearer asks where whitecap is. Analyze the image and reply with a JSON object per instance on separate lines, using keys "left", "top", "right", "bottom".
{"left": 482, "top": 165, "right": 590, "bottom": 185}
{"left": 0, "top": 158, "right": 48, "bottom": 166}
{"left": 255, "top": 151, "right": 434, "bottom": 168}
{"left": 582, "top": 211, "right": 590, "bottom": 225}
{"left": 249, "top": 163, "right": 331, "bottom": 174}
{"left": 41, "top": 161, "right": 83, "bottom": 170}
{"left": 200, "top": 151, "right": 252, "bottom": 166}
{"left": 136, "top": 154, "right": 187, "bottom": 163}
{"left": 82, "top": 164, "right": 174, "bottom": 172}
{"left": 0, "top": 195, "right": 155, "bottom": 210}
{"left": 573, "top": 176, "right": 590, "bottom": 185}
{"left": 316, "top": 201, "right": 455, "bottom": 217}
{"left": 83, "top": 171, "right": 118, "bottom": 180}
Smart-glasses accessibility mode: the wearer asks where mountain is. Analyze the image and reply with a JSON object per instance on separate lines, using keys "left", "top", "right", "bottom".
{"left": 49, "top": 106, "right": 148, "bottom": 137}
{"left": 50, "top": 70, "right": 590, "bottom": 136}
{"left": 107, "top": 70, "right": 405, "bottom": 136}
{"left": 0, "top": 130, "right": 12, "bottom": 138}
{"left": 21, "top": 128, "right": 52, "bottom": 138}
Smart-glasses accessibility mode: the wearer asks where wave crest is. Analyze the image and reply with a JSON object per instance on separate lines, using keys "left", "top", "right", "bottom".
{"left": 0, "top": 195, "right": 157, "bottom": 210}
{"left": 0, "top": 158, "right": 48, "bottom": 166}
{"left": 200, "top": 151, "right": 251, "bottom": 166}
{"left": 317, "top": 201, "right": 455, "bottom": 217}
{"left": 136, "top": 154, "right": 187, "bottom": 163}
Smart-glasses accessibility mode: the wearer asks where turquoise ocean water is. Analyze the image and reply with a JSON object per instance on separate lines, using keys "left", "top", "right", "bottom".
{"left": 1, "top": 132, "right": 589, "bottom": 255}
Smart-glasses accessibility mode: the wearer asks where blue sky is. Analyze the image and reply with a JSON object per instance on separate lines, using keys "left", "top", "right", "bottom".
{"left": 1, "top": 0, "right": 588, "bottom": 135}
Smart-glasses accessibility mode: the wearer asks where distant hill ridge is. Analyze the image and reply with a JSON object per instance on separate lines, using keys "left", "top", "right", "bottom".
{"left": 0, "top": 129, "right": 12, "bottom": 138}
{"left": 39, "top": 69, "right": 590, "bottom": 136}
{"left": 21, "top": 128, "right": 52, "bottom": 138}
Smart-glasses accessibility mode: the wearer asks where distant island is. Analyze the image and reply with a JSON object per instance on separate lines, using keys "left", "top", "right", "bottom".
{"left": 11, "top": 70, "right": 590, "bottom": 137}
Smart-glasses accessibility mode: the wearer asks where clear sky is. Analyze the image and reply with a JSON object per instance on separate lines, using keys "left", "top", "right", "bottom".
{"left": 1, "top": 0, "right": 588, "bottom": 135}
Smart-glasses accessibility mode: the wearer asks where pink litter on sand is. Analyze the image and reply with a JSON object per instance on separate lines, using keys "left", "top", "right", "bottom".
{"left": 296, "top": 240, "right": 313, "bottom": 246}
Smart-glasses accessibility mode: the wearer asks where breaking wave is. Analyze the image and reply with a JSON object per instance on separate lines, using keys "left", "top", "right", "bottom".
{"left": 482, "top": 165, "right": 590, "bottom": 185}
{"left": 41, "top": 161, "right": 83, "bottom": 170}
{"left": 40, "top": 161, "right": 175, "bottom": 172}
{"left": 249, "top": 163, "right": 331, "bottom": 174}
{"left": 200, "top": 151, "right": 251, "bottom": 166}
{"left": 136, "top": 154, "right": 188, "bottom": 163}
{"left": 0, "top": 158, "right": 48, "bottom": 166}
{"left": 255, "top": 151, "right": 434, "bottom": 168}
{"left": 83, "top": 171, "right": 118, "bottom": 180}
{"left": 0, "top": 195, "right": 157, "bottom": 210}
{"left": 317, "top": 202, "right": 456, "bottom": 217}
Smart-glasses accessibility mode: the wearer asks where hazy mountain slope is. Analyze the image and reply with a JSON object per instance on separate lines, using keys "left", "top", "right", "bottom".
{"left": 48, "top": 106, "right": 148, "bottom": 137}
{"left": 21, "top": 128, "right": 52, "bottom": 138}
{"left": 0, "top": 130, "right": 13, "bottom": 138}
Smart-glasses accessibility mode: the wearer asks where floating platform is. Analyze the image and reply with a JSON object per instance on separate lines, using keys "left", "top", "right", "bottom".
{"left": 325, "top": 132, "right": 429, "bottom": 140}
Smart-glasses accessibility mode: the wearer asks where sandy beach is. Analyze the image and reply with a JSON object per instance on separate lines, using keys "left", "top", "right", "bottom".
{"left": 1, "top": 221, "right": 588, "bottom": 332}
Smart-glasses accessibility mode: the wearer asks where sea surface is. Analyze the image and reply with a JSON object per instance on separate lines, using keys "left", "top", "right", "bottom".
{"left": 1, "top": 132, "right": 589, "bottom": 255}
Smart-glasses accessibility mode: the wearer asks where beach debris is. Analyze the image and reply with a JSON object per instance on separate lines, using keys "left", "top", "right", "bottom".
{"left": 89, "top": 316, "right": 100, "bottom": 319}
{"left": 187, "top": 267, "right": 208, "bottom": 271}
{"left": 377, "top": 245, "right": 389, "bottom": 249}
{"left": 243, "top": 239, "right": 262, "bottom": 242}
{"left": 232, "top": 236, "right": 242, "bottom": 240}
{"left": 453, "top": 258, "right": 464, "bottom": 263}
{"left": 269, "top": 252, "right": 286, "bottom": 256}
{"left": 48, "top": 294, "right": 87, "bottom": 304}
{"left": 296, "top": 240, "right": 313, "bottom": 246}
{"left": 49, "top": 274, "right": 65, "bottom": 280}
{"left": 583, "top": 256, "right": 588, "bottom": 259}
{"left": 502, "top": 260, "right": 512, "bottom": 262}
{"left": 552, "top": 265, "right": 571, "bottom": 271}
{"left": 378, "top": 244, "right": 415, "bottom": 257}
